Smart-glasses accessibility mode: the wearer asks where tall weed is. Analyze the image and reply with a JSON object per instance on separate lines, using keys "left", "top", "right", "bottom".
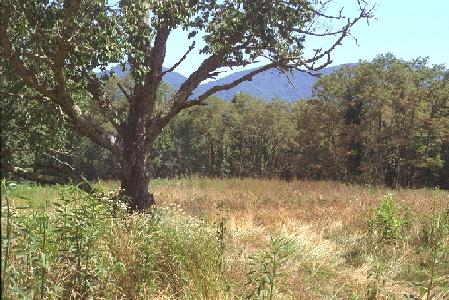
{"left": 246, "top": 236, "right": 296, "bottom": 299}
{"left": 368, "top": 195, "right": 405, "bottom": 242}
{"left": 1, "top": 183, "right": 224, "bottom": 299}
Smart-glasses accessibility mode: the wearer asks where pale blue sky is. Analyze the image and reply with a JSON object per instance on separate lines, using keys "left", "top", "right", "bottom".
{"left": 163, "top": 0, "right": 449, "bottom": 77}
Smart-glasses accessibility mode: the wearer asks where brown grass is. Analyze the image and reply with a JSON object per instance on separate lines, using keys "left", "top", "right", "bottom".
{"left": 150, "top": 178, "right": 449, "bottom": 299}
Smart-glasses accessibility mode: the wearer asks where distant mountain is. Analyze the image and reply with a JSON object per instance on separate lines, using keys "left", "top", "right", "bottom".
{"left": 108, "top": 63, "right": 350, "bottom": 101}
{"left": 109, "top": 64, "right": 187, "bottom": 90}
{"left": 162, "top": 71, "right": 187, "bottom": 89}
{"left": 192, "top": 65, "right": 346, "bottom": 101}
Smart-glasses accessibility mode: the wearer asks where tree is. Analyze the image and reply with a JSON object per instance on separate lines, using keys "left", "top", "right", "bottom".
{"left": 292, "top": 99, "right": 342, "bottom": 180}
{"left": 1, "top": 0, "right": 373, "bottom": 210}
{"left": 314, "top": 54, "right": 449, "bottom": 187}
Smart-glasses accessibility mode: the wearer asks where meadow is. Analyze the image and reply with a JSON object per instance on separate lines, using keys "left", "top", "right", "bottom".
{"left": 1, "top": 178, "right": 448, "bottom": 299}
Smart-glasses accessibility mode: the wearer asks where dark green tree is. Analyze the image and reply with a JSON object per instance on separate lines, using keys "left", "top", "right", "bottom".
{"left": 314, "top": 54, "right": 449, "bottom": 187}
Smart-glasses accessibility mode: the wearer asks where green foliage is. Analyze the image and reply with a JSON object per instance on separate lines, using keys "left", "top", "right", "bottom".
{"left": 421, "top": 209, "right": 449, "bottom": 247}
{"left": 1, "top": 0, "right": 445, "bottom": 190}
{"left": 246, "top": 237, "right": 296, "bottom": 300}
{"left": 147, "top": 210, "right": 223, "bottom": 298}
{"left": 3, "top": 52, "right": 448, "bottom": 191}
{"left": 0, "top": 183, "right": 224, "bottom": 299}
{"left": 368, "top": 195, "right": 405, "bottom": 241}
{"left": 0, "top": 67, "right": 69, "bottom": 174}
{"left": 314, "top": 54, "right": 449, "bottom": 187}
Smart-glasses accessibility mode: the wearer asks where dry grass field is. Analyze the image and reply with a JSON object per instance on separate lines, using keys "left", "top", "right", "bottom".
{"left": 150, "top": 178, "right": 449, "bottom": 299}
{"left": 2, "top": 178, "right": 448, "bottom": 299}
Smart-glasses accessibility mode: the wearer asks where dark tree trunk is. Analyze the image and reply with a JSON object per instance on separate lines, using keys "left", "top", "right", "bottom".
{"left": 119, "top": 93, "right": 156, "bottom": 211}
{"left": 239, "top": 138, "right": 244, "bottom": 178}
{"left": 120, "top": 161, "right": 154, "bottom": 211}
{"left": 209, "top": 143, "right": 215, "bottom": 177}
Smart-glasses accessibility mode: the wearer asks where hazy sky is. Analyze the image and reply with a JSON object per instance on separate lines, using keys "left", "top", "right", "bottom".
{"left": 163, "top": 0, "right": 449, "bottom": 77}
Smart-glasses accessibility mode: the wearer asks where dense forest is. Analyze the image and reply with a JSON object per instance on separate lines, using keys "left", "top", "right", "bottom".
{"left": 2, "top": 54, "right": 448, "bottom": 188}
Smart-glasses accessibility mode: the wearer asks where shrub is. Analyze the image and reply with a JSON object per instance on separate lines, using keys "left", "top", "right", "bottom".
{"left": 368, "top": 195, "right": 404, "bottom": 241}
{"left": 245, "top": 236, "right": 296, "bottom": 300}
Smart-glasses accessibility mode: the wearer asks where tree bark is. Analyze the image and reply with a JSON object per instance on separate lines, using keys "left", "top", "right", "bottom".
{"left": 119, "top": 91, "right": 155, "bottom": 211}
{"left": 120, "top": 163, "right": 154, "bottom": 211}
{"left": 2, "top": 164, "right": 95, "bottom": 194}
{"left": 119, "top": 149, "right": 154, "bottom": 211}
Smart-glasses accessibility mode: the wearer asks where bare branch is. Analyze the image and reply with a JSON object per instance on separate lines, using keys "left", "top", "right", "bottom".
{"left": 296, "top": 6, "right": 372, "bottom": 72}
{"left": 117, "top": 82, "right": 132, "bottom": 103}
{"left": 51, "top": 59, "right": 122, "bottom": 156}
{"left": 3, "top": 163, "right": 95, "bottom": 193}
{"left": 144, "top": 62, "right": 276, "bottom": 145}
{"left": 3, "top": 164, "right": 67, "bottom": 185}
{"left": 132, "top": 25, "right": 171, "bottom": 117}
{"left": 43, "top": 152, "right": 75, "bottom": 173}
{"left": 86, "top": 76, "right": 123, "bottom": 133}
{"left": 162, "top": 41, "right": 195, "bottom": 76}
{"left": 279, "top": 1, "right": 374, "bottom": 72}
{"left": 171, "top": 54, "right": 224, "bottom": 104}
{"left": 184, "top": 62, "right": 277, "bottom": 108}
{"left": 309, "top": 6, "right": 346, "bottom": 20}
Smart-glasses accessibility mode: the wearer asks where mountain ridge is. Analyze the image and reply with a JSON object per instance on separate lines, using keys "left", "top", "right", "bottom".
{"left": 110, "top": 63, "right": 352, "bottom": 101}
{"left": 192, "top": 65, "right": 346, "bottom": 101}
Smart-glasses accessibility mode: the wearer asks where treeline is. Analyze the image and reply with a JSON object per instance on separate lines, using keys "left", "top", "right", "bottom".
{"left": 2, "top": 54, "right": 448, "bottom": 188}
{"left": 149, "top": 54, "right": 449, "bottom": 188}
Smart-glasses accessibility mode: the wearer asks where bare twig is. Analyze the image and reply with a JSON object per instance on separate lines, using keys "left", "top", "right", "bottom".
{"left": 162, "top": 41, "right": 196, "bottom": 76}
